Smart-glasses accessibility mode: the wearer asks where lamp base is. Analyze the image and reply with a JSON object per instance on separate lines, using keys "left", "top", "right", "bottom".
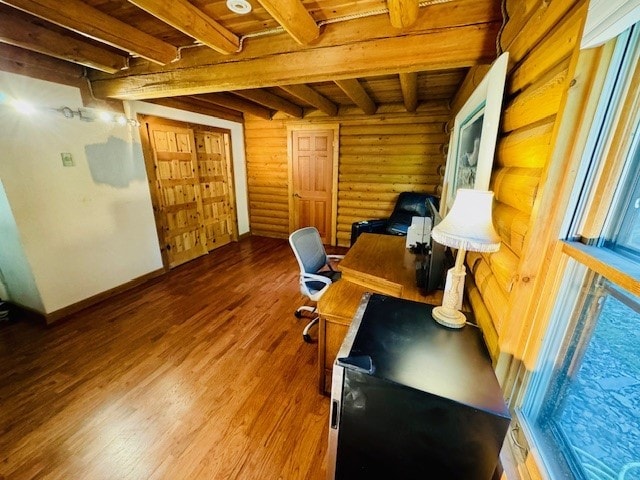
{"left": 432, "top": 306, "right": 466, "bottom": 329}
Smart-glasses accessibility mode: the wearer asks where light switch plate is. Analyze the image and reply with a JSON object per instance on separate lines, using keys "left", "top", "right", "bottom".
{"left": 61, "top": 152, "right": 74, "bottom": 167}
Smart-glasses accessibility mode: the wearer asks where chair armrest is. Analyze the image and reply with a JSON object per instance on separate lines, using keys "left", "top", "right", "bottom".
{"left": 327, "top": 255, "right": 345, "bottom": 260}
{"left": 355, "top": 219, "right": 388, "bottom": 232}
{"left": 350, "top": 219, "right": 388, "bottom": 245}
{"left": 302, "top": 273, "right": 333, "bottom": 285}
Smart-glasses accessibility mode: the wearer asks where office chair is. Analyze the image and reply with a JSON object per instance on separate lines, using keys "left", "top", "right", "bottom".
{"left": 289, "top": 227, "right": 344, "bottom": 343}
{"left": 350, "top": 192, "right": 440, "bottom": 245}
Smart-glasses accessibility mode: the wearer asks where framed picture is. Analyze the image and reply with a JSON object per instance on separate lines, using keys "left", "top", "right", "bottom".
{"left": 441, "top": 52, "right": 509, "bottom": 215}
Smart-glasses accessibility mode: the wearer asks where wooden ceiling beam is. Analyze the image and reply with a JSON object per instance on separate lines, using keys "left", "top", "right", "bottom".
{"left": 127, "top": 0, "right": 239, "bottom": 55}
{"left": 0, "top": 0, "right": 177, "bottom": 64}
{"left": 233, "top": 89, "right": 303, "bottom": 118}
{"left": 279, "top": 84, "right": 337, "bottom": 116}
{"left": 194, "top": 93, "right": 272, "bottom": 120}
{"left": 399, "top": 72, "right": 418, "bottom": 112}
{"left": 0, "top": 10, "right": 126, "bottom": 74}
{"left": 148, "top": 97, "right": 244, "bottom": 123}
{"left": 255, "top": 0, "right": 319, "bottom": 45}
{"left": 334, "top": 78, "right": 377, "bottom": 115}
{"left": 387, "top": 0, "right": 419, "bottom": 29}
{"left": 0, "top": 43, "right": 122, "bottom": 110}
{"left": 93, "top": 0, "right": 500, "bottom": 77}
{"left": 0, "top": 42, "right": 83, "bottom": 82}
{"left": 90, "top": 22, "right": 500, "bottom": 100}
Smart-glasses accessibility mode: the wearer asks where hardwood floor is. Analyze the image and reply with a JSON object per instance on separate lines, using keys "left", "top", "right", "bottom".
{"left": 0, "top": 236, "right": 340, "bottom": 480}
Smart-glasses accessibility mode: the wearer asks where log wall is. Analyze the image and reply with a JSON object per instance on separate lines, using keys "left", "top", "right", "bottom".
{"left": 244, "top": 104, "right": 450, "bottom": 246}
{"left": 458, "top": 0, "right": 587, "bottom": 358}
{"left": 244, "top": 0, "right": 588, "bottom": 367}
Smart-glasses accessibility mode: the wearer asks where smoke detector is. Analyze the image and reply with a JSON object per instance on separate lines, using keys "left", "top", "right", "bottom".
{"left": 226, "top": 0, "right": 252, "bottom": 14}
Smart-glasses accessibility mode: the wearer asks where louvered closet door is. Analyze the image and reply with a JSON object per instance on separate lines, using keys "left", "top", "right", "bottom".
{"left": 194, "top": 130, "right": 235, "bottom": 250}
{"left": 148, "top": 123, "right": 208, "bottom": 268}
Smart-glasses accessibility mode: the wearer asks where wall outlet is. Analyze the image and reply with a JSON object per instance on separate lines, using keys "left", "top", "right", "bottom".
{"left": 61, "top": 152, "right": 74, "bottom": 167}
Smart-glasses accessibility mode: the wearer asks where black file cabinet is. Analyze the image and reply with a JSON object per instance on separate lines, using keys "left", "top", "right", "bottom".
{"left": 327, "top": 293, "right": 510, "bottom": 480}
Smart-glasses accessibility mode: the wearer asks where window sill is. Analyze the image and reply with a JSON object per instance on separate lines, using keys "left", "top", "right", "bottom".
{"left": 561, "top": 241, "right": 640, "bottom": 296}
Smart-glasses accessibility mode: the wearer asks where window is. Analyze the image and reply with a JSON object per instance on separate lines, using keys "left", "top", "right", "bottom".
{"left": 606, "top": 141, "right": 640, "bottom": 260}
{"left": 523, "top": 268, "right": 640, "bottom": 479}
{"left": 518, "top": 26, "right": 640, "bottom": 480}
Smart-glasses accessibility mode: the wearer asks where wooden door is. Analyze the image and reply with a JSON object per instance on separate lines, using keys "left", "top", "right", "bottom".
{"left": 194, "top": 130, "right": 236, "bottom": 250}
{"left": 147, "top": 122, "right": 208, "bottom": 268}
{"left": 291, "top": 129, "right": 334, "bottom": 243}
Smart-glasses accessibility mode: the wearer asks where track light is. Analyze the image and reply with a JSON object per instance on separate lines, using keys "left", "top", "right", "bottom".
{"left": 11, "top": 99, "right": 36, "bottom": 115}
{"left": 2, "top": 93, "right": 140, "bottom": 126}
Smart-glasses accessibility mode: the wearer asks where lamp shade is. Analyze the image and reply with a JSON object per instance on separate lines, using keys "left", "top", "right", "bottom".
{"left": 432, "top": 189, "right": 501, "bottom": 253}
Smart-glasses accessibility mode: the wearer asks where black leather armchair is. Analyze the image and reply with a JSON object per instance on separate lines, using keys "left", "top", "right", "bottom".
{"left": 350, "top": 192, "right": 439, "bottom": 246}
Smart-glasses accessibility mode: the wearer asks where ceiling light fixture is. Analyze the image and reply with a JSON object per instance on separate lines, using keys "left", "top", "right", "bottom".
{"left": 226, "top": 0, "right": 252, "bottom": 15}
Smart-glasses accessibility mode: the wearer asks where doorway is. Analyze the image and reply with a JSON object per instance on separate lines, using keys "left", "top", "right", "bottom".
{"left": 287, "top": 125, "right": 339, "bottom": 245}
{"left": 139, "top": 115, "right": 238, "bottom": 268}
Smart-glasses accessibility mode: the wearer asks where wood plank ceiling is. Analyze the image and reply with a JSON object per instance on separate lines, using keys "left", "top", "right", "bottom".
{"left": 0, "top": 0, "right": 503, "bottom": 120}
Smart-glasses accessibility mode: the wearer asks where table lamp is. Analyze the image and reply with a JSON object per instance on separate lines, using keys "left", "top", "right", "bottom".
{"left": 431, "top": 189, "right": 501, "bottom": 328}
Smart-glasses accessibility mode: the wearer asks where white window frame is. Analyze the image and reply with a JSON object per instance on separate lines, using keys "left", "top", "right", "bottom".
{"left": 514, "top": 25, "right": 640, "bottom": 480}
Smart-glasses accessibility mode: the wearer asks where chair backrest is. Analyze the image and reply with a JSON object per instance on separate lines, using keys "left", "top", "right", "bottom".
{"left": 289, "top": 227, "right": 328, "bottom": 275}
{"left": 386, "top": 192, "right": 439, "bottom": 235}
{"left": 392, "top": 192, "right": 430, "bottom": 217}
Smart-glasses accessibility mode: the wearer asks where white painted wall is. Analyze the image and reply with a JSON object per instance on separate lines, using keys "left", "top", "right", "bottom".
{"left": 0, "top": 73, "right": 250, "bottom": 315}
{"left": 0, "top": 72, "right": 162, "bottom": 314}
{"left": 127, "top": 101, "right": 250, "bottom": 235}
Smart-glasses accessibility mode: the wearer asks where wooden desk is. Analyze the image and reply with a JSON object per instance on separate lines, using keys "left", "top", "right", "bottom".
{"left": 338, "top": 233, "right": 439, "bottom": 302}
{"left": 317, "top": 233, "right": 443, "bottom": 393}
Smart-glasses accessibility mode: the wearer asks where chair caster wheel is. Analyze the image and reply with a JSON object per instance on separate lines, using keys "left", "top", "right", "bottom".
{"left": 303, "top": 334, "right": 312, "bottom": 343}
{"left": 295, "top": 310, "right": 303, "bottom": 318}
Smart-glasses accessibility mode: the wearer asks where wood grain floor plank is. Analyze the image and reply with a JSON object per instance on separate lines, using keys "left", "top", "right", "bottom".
{"left": 0, "top": 236, "right": 340, "bottom": 480}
